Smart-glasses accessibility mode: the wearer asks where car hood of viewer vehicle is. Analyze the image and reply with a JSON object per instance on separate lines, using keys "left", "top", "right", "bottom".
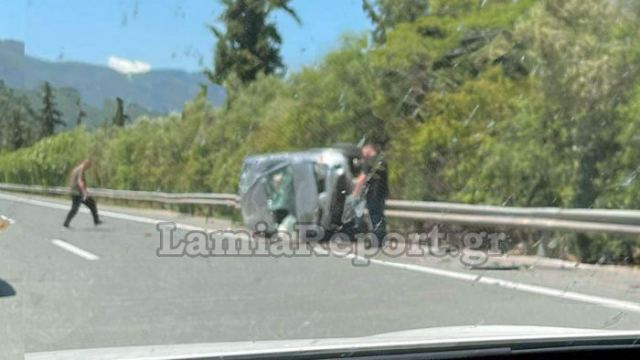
{"left": 25, "top": 325, "right": 640, "bottom": 360}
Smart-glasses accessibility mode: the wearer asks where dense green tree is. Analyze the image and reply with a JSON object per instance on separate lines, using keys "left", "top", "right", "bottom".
{"left": 75, "top": 99, "right": 87, "bottom": 127}
{"left": 0, "top": 81, "right": 37, "bottom": 151}
{"left": 39, "top": 81, "right": 65, "bottom": 137}
{"left": 208, "top": 0, "right": 300, "bottom": 84}
{"left": 363, "top": 0, "right": 430, "bottom": 43}
{"left": 112, "top": 97, "right": 129, "bottom": 127}
{"left": 515, "top": 0, "right": 640, "bottom": 261}
{"left": 259, "top": 36, "right": 385, "bottom": 148}
{"left": 9, "top": 109, "right": 28, "bottom": 150}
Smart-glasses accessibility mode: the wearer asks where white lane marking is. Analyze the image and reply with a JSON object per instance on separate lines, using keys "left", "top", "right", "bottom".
{"left": 4, "top": 192, "right": 640, "bottom": 314}
{"left": 338, "top": 251, "right": 640, "bottom": 314}
{"left": 0, "top": 192, "right": 204, "bottom": 232}
{"left": 51, "top": 239, "right": 100, "bottom": 261}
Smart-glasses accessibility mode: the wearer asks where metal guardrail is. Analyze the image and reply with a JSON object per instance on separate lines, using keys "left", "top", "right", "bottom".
{"left": 384, "top": 210, "right": 640, "bottom": 235}
{"left": 1, "top": 183, "right": 640, "bottom": 234}
{"left": 385, "top": 200, "right": 640, "bottom": 226}
{"left": 0, "top": 183, "right": 238, "bottom": 207}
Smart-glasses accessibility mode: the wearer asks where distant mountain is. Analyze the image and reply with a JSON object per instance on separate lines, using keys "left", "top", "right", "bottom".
{"left": 0, "top": 40, "right": 225, "bottom": 113}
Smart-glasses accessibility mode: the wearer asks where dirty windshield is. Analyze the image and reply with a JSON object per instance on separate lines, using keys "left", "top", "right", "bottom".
{"left": 2, "top": 0, "right": 640, "bottom": 358}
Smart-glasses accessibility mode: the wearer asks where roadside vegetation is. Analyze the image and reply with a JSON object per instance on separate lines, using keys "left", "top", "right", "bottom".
{"left": 1, "top": 0, "right": 640, "bottom": 263}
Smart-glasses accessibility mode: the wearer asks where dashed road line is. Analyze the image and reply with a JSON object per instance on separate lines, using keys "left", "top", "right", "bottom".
{"left": 51, "top": 239, "right": 100, "bottom": 261}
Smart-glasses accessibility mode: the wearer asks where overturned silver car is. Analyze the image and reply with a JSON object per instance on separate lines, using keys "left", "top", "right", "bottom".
{"left": 239, "top": 145, "right": 362, "bottom": 235}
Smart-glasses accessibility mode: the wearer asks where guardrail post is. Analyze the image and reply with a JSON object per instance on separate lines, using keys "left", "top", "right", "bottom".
{"left": 206, "top": 205, "right": 213, "bottom": 224}
{"left": 536, "top": 232, "right": 548, "bottom": 257}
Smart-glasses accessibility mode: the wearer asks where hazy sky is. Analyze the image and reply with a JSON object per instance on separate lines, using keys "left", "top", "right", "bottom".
{"left": 1, "top": 0, "right": 372, "bottom": 74}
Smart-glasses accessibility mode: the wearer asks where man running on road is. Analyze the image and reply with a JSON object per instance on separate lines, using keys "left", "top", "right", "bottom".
{"left": 63, "top": 159, "right": 102, "bottom": 228}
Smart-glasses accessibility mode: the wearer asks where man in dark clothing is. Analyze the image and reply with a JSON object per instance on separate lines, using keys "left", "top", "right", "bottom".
{"left": 63, "top": 159, "right": 102, "bottom": 228}
{"left": 353, "top": 144, "right": 388, "bottom": 246}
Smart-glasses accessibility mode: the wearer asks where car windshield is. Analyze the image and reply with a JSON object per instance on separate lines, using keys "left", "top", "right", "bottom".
{"left": 2, "top": 0, "right": 640, "bottom": 358}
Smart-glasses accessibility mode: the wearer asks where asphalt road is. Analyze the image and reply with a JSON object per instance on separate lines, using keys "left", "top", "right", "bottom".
{"left": 2, "top": 191, "right": 640, "bottom": 359}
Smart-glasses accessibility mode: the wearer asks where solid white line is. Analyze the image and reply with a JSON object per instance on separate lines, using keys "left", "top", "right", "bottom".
{"left": 4, "top": 191, "right": 640, "bottom": 314}
{"left": 341, "top": 252, "right": 640, "bottom": 314}
{"left": 51, "top": 239, "right": 100, "bottom": 261}
{"left": 0, "top": 192, "right": 204, "bottom": 232}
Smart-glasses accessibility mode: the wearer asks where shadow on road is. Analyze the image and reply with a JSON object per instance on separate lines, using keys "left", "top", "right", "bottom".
{"left": 0, "top": 278, "right": 16, "bottom": 297}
